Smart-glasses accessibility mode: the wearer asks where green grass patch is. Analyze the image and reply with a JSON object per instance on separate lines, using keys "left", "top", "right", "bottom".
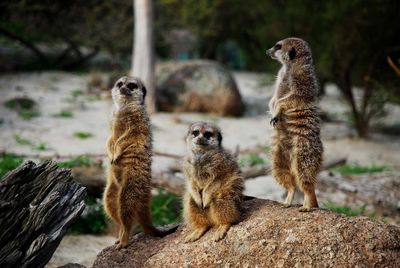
{"left": 332, "top": 164, "right": 388, "bottom": 175}
{"left": 73, "top": 132, "right": 93, "bottom": 140}
{"left": 86, "top": 95, "right": 102, "bottom": 102}
{"left": 14, "top": 134, "right": 33, "bottom": 145}
{"left": 151, "top": 190, "right": 182, "bottom": 226}
{"left": 19, "top": 110, "right": 40, "bottom": 120}
{"left": 68, "top": 196, "right": 108, "bottom": 234}
{"left": 239, "top": 153, "right": 266, "bottom": 167}
{"left": 71, "top": 89, "right": 84, "bottom": 98}
{"left": 4, "top": 97, "right": 35, "bottom": 110}
{"left": 4, "top": 97, "right": 39, "bottom": 120}
{"left": 323, "top": 202, "right": 366, "bottom": 217}
{"left": 53, "top": 110, "right": 73, "bottom": 118}
{"left": 262, "top": 145, "right": 271, "bottom": 153}
{"left": 0, "top": 153, "right": 23, "bottom": 179}
{"left": 57, "top": 155, "right": 93, "bottom": 169}
{"left": 34, "top": 143, "right": 48, "bottom": 151}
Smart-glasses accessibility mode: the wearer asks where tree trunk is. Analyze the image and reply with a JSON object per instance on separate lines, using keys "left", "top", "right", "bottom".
{"left": 0, "top": 161, "right": 86, "bottom": 268}
{"left": 131, "top": 0, "right": 157, "bottom": 113}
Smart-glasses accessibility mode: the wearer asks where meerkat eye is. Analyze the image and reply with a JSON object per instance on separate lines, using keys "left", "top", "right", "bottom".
{"left": 204, "top": 131, "right": 213, "bottom": 139}
{"left": 275, "top": 44, "right": 282, "bottom": 50}
{"left": 127, "top": 82, "right": 137, "bottom": 90}
{"left": 116, "top": 82, "right": 123, "bottom": 88}
{"left": 192, "top": 130, "right": 200, "bottom": 137}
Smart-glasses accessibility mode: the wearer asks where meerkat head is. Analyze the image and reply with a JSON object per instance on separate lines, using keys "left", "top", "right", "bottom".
{"left": 111, "top": 76, "right": 147, "bottom": 109}
{"left": 186, "top": 121, "right": 223, "bottom": 154}
{"left": 266, "top": 37, "right": 312, "bottom": 65}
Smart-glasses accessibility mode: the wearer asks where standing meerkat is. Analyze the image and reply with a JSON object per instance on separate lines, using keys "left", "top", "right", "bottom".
{"left": 103, "top": 76, "right": 175, "bottom": 249}
{"left": 182, "top": 121, "right": 244, "bottom": 242}
{"left": 266, "top": 37, "right": 323, "bottom": 212}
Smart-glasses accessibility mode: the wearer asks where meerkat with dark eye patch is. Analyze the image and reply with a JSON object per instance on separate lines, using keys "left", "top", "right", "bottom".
{"left": 103, "top": 76, "right": 176, "bottom": 249}
{"left": 266, "top": 37, "right": 323, "bottom": 212}
{"left": 182, "top": 121, "right": 244, "bottom": 242}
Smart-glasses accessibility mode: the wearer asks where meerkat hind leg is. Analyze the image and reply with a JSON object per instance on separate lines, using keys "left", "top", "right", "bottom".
{"left": 115, "top": 182, "right": 138, "bottom": 249}
{"left": 283, "top": 188, "right": 295, "bottom": 208}
{"left": 299, "top": 187, "right": 318, "bottom": 212}
{"left": 271, "top": 142, "right": 296, "bottom": 207}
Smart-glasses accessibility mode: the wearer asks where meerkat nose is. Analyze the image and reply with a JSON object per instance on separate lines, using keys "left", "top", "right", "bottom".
{"left": 120, "top": 87, "right": 132, "bottom": 96}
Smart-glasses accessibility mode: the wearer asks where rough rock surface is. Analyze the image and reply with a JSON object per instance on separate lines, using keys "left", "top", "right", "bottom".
{"left": 93, "top": 198, "right": 400, "bottom": 268}
{"left": 156, "top": 60, "right": 245, "bottom": 116}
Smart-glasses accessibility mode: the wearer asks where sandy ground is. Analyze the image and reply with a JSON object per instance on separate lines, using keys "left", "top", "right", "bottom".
{"left": 45, "top": 235, "right": 115, "bottom": 268}
{"left": 0, "top": 71, "right": 399, "bottom": 267}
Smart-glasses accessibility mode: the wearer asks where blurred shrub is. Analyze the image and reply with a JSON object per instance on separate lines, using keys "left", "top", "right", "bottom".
{"left": 58, "top": 155, "right": 93, "bottom": 169}
{"left": 239, "top": 153, "right": 266, "bottom": 168}
{"left": 69, "top": 195, "right": 108, "bottom": 234}
{"left": 0, "top": 153, "right": 23, "bottom": 179}
{"left": 151, "top": 190, "right": 181, "bottom": 226}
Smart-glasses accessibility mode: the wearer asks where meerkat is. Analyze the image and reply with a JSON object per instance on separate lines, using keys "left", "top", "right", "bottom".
{"left": 182, "top": 121, "right": 244, "bottom": 242}
{"left": 266, "top": 37, "right": 323, "bottom": 212}
{"left": 103, "top": 76, "right": 175, "bottom": 249}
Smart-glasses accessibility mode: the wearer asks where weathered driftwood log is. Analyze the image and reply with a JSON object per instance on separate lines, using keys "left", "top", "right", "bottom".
{"left": 0, "top": 161, "right": 86, "bottom": 268}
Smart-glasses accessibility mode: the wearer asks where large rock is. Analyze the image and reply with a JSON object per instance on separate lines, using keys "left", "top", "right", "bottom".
{"left": 93, "top": 198, "right": 400, "bottom": 267}
{"left": 156, "top": 60, "right": 245, "bottom": 116}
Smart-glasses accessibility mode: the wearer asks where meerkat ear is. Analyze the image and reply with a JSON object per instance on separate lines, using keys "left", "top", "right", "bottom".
{"left": 217, "top": 132, "right": 222, "bottom": 146}
{"left": 289, "top": 47, "right": 296, "bottom": 60}
{"left": 141, "top": 86, "right": 147, "bottom": 99}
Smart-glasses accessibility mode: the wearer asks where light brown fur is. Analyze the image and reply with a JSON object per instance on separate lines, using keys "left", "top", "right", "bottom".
{"left": 182, "top": 122, "right": 244, "bottom": 242}
{"left": 267, "top": 37, "right": 323, "bottom": 212}
{"left": 103, "top": 76, "right": 173, "bottom": 249}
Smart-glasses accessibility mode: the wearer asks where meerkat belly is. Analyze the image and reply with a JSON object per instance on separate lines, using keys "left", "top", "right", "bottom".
{"left": 282, "top": 107, "right": 320, "bottom": 137}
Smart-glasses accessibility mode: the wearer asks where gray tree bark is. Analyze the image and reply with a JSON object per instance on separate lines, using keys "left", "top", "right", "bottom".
{"left": 131, "top": 0, "right": 156, "bottom": 113}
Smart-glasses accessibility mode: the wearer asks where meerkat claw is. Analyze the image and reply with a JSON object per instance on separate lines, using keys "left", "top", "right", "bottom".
{"left": 299, "top": 206, "right": 312, "bottom": 212}
{"left": 115, "top": 242, "right": 126, "bottom": 250}
{"left": 184, "top": 230, "right": 205, "bottom": 243}
{"left": 213, "top": 225, "right": 229, "bottom": 242}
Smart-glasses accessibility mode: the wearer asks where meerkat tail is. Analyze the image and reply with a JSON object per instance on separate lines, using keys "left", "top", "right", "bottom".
{"left": 136, "top": 206, "right": 178, "bottom": 237}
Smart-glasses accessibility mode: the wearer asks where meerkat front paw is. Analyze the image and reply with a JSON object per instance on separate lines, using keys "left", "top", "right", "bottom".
{"left": 212, "top": 224, "right": 230, "bottom": 242}
{"left": 202, "top": 192, "right": 212, "bottom": 209}
{"left": 184, "top": 227, "right": 208, "bottom": 243}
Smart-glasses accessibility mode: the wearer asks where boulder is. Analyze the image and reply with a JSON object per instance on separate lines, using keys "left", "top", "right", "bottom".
{"left": 156, "top": 60, "right": 245, "bottom": 116}
{"left": 93, "top": 198, "right": 400, "bottom": 267}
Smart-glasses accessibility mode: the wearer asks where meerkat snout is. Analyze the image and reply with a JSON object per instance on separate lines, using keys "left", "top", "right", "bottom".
{"left": 266, "top": 43, "right": 282, "bottom": 60}
{"left": 112, "top": 76, "right": 147, "bottom": 109}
